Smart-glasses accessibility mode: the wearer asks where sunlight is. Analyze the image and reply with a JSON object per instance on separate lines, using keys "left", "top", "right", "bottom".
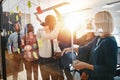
{"left": 63, "top": 12, "right": 87, "bottom": 33}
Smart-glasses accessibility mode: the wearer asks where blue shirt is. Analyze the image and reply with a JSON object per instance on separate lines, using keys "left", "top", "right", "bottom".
{"left": 78, "top": 36, "right": 117, "bottom": 80}
{"left": 7, "top": 32, "right": 23, "bottom": 53}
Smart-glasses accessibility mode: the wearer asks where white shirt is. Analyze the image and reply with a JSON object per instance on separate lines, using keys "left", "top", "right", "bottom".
{"left": 36, "top": 27, "right": 61, "bottom": 58}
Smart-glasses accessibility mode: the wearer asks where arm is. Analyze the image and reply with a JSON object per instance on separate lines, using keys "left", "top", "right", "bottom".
{"left": 35, "top": 13, "right": 45, "bottom": 26}
{"left": 53, "top": 39, "right": 61, "bottom": 52}
{"left": 61, "top": 47, "right": 79, "bottom": 56}
{"left": 74, "top": 32, "right": 95, "bottom": 46}
{"left": 77, "top": 37, "right": 94, "bottom": 56}
{"left": 61, "top": 37, "right": 95, "bottom": 56}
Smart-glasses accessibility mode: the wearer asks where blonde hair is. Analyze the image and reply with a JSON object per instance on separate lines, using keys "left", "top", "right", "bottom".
{"left": 94, "top": 11, "right": 113, "bottom": 34}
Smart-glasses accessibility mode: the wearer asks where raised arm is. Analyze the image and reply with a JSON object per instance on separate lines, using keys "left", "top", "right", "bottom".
{"left": 35, "top": 13, "right": 45, "bottom": 26}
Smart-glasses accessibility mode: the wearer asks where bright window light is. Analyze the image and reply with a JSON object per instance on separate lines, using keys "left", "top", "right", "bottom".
{"left": 63, "top": 12, "right": 87, "bottom": 33}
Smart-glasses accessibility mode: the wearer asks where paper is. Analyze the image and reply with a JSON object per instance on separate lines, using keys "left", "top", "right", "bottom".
{"left": 36, "top": 6, "right": 43, "bottom": 14}
{"left": 38, "top": 39, "right": 43, "bottom": 47}
{"left": 27, "top": 1, "right": 31, "bottom": 8}
{"left": 18, "top": 48, "right": 20, "bottom": 54}
{"left": 33, "top": 52, "right": 38, "bottom": 59}
{"left": 16, "top": 15, "right": 19, "bottom": 21}
{"left": 16, "top": 6, "right": 19, "bottom": 11}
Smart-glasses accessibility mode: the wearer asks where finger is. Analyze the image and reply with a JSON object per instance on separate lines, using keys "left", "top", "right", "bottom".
{"left": 61, "top": 49, "right": 66, "bottom": 56}
{"left": 73, "top": 64, "right": 80, "bottom": 69}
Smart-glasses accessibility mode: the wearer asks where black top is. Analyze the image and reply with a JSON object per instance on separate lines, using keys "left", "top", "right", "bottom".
{"left": 78, "top": 36, "right": 118, "bottom": 80}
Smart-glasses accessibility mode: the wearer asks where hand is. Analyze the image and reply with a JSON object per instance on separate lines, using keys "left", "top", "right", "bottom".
{"left": 24, "top": 45, "right": 32, "bottom": 51}
{"left": 73, "top": 60, "right": 94, "bottom": 70}
{"left": 61, "top": 48, "right": 72, "bottom": 56}
{"left": 34, "top": 13, "right": 42, "bottom": 23}
{"left": 81, "top": 72, "right": 89, "bottom": 80}
{"left": 53, "top": 8, "right": 62, "bottom": 20}
{"left": 73, "top": 60, "right": 88, "bottom": 70}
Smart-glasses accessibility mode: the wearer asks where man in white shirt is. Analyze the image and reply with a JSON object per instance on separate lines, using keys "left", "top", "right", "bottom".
{"left": 36, "top": 14, "right": 64, "bottom": 80}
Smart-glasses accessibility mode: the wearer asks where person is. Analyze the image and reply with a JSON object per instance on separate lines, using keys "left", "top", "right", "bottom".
{"left": 7, "top": 21, "right": 23, "bottom": 80}
{"left": 58, "top": 19, "right": 95, "bottom": 80}
{"left": 36, "top": 14, "right": 64, "bottom": 80}
{"left": 21, "top": 23, "right": 38, "bottom": 80}
{"left": 74, "top": 20, "right": 95, "bottom": 46}
{"left": 62, "top": 11, "right": 118, "bottom": 80}
{"left": 74, "top": 21, "right": 95, "bottom": 80}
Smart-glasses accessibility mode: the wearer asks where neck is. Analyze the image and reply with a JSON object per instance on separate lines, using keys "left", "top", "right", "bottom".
{"left": 28, "top": 32, "right": 34, "bottom": 38}
{"left": 16, "top": 30, "right": 20, "bottom": 33}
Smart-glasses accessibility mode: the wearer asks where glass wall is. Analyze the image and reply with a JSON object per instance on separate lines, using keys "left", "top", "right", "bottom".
{"left": 0, "top": 0, "right": 3, "bottom": 79}
{"left": 1, "top": 0, "right": 120, "bottom": 80}
{"left": 0, "top": 37, "right": 2, "bottom": 79}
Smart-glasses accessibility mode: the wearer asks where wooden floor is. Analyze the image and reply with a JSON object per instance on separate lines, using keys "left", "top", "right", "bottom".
{"left": 1, "top": 50, "right": 120, "bottom": 80}
{"left": 1, "top": 51, "right": 43, "bottom": 80}
{"left": 0, "top": 51, "right": 81, "bottom": 80}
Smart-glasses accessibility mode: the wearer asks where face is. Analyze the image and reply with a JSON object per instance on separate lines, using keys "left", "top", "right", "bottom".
{"left": 14, "top": 22, "right": 20, "bottom": 32}
{"left": 94, "top": 12, "right": 105, "bottom": 36}
{"left": 93, "top": 22, "right": 103, "bottom": 36}
{"left": 27, "top": 24, "right": 34, "bottom": 33}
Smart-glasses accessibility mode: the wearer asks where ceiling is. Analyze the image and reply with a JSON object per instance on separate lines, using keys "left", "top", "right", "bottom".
{"left": 2, "top": 0, "right": 120, "bottom": 14}
{"left": 2, "top": 0, "right": 120, "bottom": 28}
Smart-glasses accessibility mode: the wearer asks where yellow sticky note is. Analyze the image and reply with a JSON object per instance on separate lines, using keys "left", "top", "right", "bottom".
{"left": 18, "top": 48, "right": 20, "bottom": 54}
{"left": 38, "top": 39, "right": 43, "bottom": 47}
{"left": 16, "top": 6, "right": 19, "bottom": 11}
{"left": 8, "top": 31, "right": 10, "bottom": 35}
{"left": 33, "top": 52, "right": 38, "bottom": 59}
{"left": 16, "top": 15, "right": 19, "bottom": 21}
{"left": 27, "top": 1, "right": 31, "bottom": 8}
{"left": 10, "top": 10, "right": 14, "bottom": 15}
{"left": 11, "top": 31, "right": 13, "bottom": 34}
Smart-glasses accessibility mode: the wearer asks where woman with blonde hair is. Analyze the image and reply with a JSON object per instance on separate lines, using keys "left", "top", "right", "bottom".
{"left": 62, "top": 11, "right": 117, "bottom": 80}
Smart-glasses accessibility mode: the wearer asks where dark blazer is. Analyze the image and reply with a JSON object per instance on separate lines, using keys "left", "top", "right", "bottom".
{"left": 78, "top": 36, "right": 117, "bottom": 80}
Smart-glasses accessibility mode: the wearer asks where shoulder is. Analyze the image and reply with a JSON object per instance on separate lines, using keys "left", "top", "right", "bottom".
{"left": 9, "top": 32, "right": 16, "bottom": 37}
{"left": 103, "top": 36, "right": 116, "bottom": 43}
{"left": 103, "top": 36, "right": 117, "bottom": 47}
{"left": 20, "top": 31, "right": 24, "bottom": 36}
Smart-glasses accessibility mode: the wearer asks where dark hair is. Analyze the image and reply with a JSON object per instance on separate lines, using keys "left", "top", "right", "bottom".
{"left": 27, "top": 23, "right": 33, "bottom": 28}
{"left": 45, "top": 15, "right": 56, "bottom": 31}
{"left": 25, "top": 23, "right": 34, "bottom": 33}
{"left": 13, "top": 21, "right": 19, "bottom": 27}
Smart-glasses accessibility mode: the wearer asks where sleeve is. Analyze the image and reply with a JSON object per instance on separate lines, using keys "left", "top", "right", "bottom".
{"left": 36, "top": 29, "right": 42, "bottom": 40}
{"left": 78, "top": 39, "right": 94, "bottom": 55}
{"left": 93, "top": 38, "right": 117, "bottom": 77}
{"left": 7, "top": 34, "right": 13, "bottom": 53}
{"left": 53, "top": 39, "right": 61, "bottom": 52}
